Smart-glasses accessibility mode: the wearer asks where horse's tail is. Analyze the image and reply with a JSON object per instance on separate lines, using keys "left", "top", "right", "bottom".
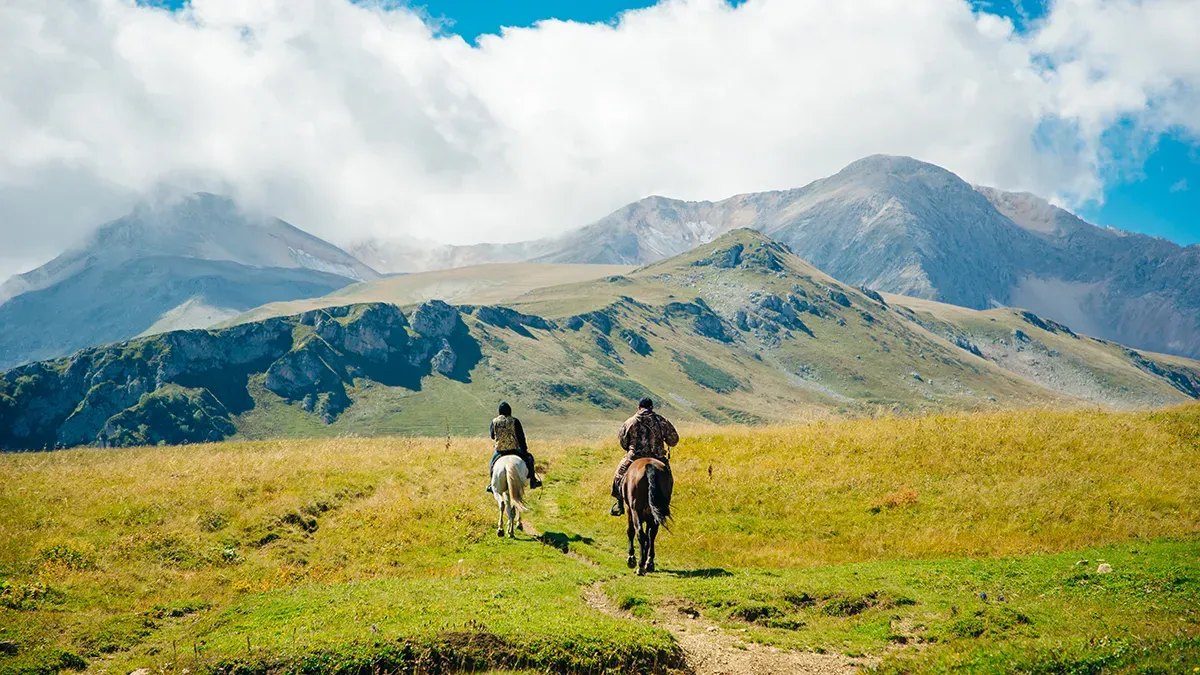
{"left": 646, "top": 462, "right": 671, "bottom": 529}
{"left": 505, "top": 459, "right": 526, "bottom": 512}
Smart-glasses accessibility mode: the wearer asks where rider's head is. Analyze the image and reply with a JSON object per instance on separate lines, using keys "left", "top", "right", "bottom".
{"left": 638, "top": 397, "right": 654, "bottom": 411}
{"left": 498, "top": 401, "right": 512, "bottom": 416}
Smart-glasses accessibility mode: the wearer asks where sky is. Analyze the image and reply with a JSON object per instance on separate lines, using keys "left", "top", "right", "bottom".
{"left": 1, "top": 0, "right": 1199, "bottom": 281}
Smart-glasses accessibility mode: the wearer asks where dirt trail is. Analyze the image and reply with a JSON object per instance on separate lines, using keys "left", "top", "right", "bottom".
{"left": 521, "top": 491, "right": 875, "bottom": 674}
{"left": 583, "top": 582, "right": 877, "bottom": 675}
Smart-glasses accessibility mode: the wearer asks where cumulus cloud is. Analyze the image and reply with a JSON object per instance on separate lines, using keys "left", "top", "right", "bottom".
{"left": 1, "top": 0, "right": 1199, "bottom": 279}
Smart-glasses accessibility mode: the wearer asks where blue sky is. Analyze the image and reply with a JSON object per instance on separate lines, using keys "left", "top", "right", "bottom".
{"left": 156, "top": 0, "right": 1196, "bottom": 246}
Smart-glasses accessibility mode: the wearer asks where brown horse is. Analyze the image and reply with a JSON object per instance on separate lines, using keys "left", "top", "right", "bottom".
{"left": 621, "top": 457, "right": 673, "bottom": 575}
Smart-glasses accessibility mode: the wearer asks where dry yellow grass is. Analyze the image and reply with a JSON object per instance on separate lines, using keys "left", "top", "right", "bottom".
{"left": 556, "top": 404, "right": 1200, "bottom": 568}
{"left": 2, "top": 405, "right": 1199, "bottom": 673}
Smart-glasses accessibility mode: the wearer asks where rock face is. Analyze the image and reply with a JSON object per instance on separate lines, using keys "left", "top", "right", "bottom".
{"left": 431, "top": 341, "right": 457, "bottom": 375}
{"left": 737, "top": 294, "right": 816, "bottom": 340}
{"left": 410, "top": 300, "right": 460, "bottom": 339}
{"left": 0, "top": 302, "right": 477, "bottom": 450}
{"left": 566, "top": 310, "right": 615, "bottom": 335}
{"left": 467, "top": 305, "right": 558, "bottom": 335}
{"left": 620, "top": 329, "right": 653, "bottom": 356}
{"left": 664, "top": 300, "right": 733, "bottom": 343}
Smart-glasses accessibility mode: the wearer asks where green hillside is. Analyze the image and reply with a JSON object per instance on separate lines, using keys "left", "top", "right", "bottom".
{"left": 884, "top": 293, "right": 1200, "bottom": 408}
{"left": 3, "top": 230, "right": 1199, "bottom": 450}
{"left": 1, "top": 406, "right": 1198, "bottom": 674}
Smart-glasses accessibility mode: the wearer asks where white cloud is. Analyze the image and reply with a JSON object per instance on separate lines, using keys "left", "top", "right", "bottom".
{"left": 1, "top": 0, "right": 1199, "bottom": 279}
{"left": 1170, "top": 178, "right": 1189, "bottom": 192}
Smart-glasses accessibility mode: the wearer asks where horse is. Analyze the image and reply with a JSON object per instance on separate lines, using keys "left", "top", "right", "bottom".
{"left": 621, "top": 457, "right": 673, "bottom": 575}
{"left": 491, "top": 454, "right": 528, "bottom": 538}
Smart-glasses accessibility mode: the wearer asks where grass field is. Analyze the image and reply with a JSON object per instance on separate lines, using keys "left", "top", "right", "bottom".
{"left": 2, "top": 405, "right": 1199, "bottom": 674}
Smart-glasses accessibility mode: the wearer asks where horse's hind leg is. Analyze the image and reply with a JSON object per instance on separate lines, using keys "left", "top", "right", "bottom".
{"left": 646, "top": 521, "right": 658, "bottom": 574}
{"left": 636, "top": 521, "right": 650, "bottom": 576}
{"left": 507, "top": 503, "right": 517, "bottom": 538}
{"left": 626, "top": 511, "right": 637, "bottom": 569}
{"left": 497, "top": 496, "right": 506, "bottom": 538}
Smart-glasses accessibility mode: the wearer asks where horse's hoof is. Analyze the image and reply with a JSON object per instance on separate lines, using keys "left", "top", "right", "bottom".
{"left": 497, "top": 528, "right": 504, "bottom": 538}
{"left": 508, "top": 532, "right": 516, "bottom": 539}
{"left": 646, "top": 563, "right": 655, "bottom": 574}
{"left": 637, "top": 568, "right": 646, "bottom": 577}
{"left": 627, "top": 556, "right": 637, "bottom": 569}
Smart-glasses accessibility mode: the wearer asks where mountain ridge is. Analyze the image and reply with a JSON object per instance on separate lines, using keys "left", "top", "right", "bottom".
{"left": 0, "top": 193, "right": 381, "bottom": 370}
{"left": 353, "top": 155, "right": 1200, "bottom": 359}
{"left": 4, "top": 229, "right": 1197, "bottom": 452}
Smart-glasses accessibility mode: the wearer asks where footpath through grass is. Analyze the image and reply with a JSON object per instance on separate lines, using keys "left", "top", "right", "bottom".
{"left": 1, "top": 406, "right": 1198, "bottom": 673}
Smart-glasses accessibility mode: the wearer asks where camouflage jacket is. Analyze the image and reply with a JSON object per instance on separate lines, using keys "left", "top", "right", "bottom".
{"left": 490, "top": 415, "right": 528, "bottom": 452}
{"left": 618, "top": 409, "right": 679, "bottom": 459}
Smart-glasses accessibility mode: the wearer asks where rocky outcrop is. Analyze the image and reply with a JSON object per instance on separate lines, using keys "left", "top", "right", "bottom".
{"left": 735, "top": 294, "right": 815, "bottom": 340}
{"left": 1020, "top": 311, "right": 1077, "bottom": 338}
{"left": 431, "top": 340, "right": 457, "bottom": 375}
{"left": 859, "top": 286, "right": 887, "bottom": 305}
{"left": 100, "top": 386, "right": 236, "bottom": 447}
{"left": 620, "top": 329, "right": 653, "bottom": 356}
{"left": 0, "top": 302, "right": 481, "bottom": 450}
{"left": 692, "top": 243, "right": 744, "bottom": 268}
{"left": 264, "top": 338, "right": 349, "bottom": 410}
{"left": 828, "top": 289, "right": 852, "bottom": 308}
{"left": 410, "top": 300, "right": 459, "bottom": 339}
{"left": 566, "top": 310, "right": 615, "bottom": 334}
{"left": 951, "top": 335, "right": 984, "bottom": 358}
{"left": 318, "top": 304, "right": 409, "bottom": 363}
{"left": 1126, "top": 349, "right": 1200, "bottom": 398}
{"left": 689, "top": 237, "right": 788, "bottom": 273}
{"left": 58, "top": 379, "right": 153, "bottom": 447}
{"left": 468, "top": 305, "right": 557, "bottom": 335}
{"left": 664, "top": 300, "right": 733, "bottom": 343}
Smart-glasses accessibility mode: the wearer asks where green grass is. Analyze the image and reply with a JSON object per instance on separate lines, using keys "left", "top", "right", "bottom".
{"left": 2, "top": 406, "right": 1200, "bottom": 673}
{"left": 673, "top": 352, "right": 741, "bottom": 393}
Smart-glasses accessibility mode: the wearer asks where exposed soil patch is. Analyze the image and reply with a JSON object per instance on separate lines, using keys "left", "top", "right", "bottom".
{"left": 584, "top": 583, "right": 877, "bottom": 675}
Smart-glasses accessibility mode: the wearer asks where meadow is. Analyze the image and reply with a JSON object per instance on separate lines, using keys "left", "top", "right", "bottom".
{"left": 1, "top": 405, "right": 1198, "bottom": 674}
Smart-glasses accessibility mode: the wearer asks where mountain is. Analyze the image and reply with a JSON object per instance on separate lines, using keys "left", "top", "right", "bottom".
{"left": 4, "top": 230, "right": 1197, "bottom": 451}
{"left": 0, "top": 193, "right": 380, "bottom": 370}
{"left": 357, "top": 156, "right": 1200, "bottom": 359}
{"left": 349, "top": 195, "right": 736, "bottom": 273}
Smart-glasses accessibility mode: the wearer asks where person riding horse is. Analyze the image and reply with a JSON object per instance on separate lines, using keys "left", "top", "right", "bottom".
{"left": 486, "top": 402, "right": 542, "bottom": 492}
{"left": 610, "top": 397, "right": 678, "bottom": 516}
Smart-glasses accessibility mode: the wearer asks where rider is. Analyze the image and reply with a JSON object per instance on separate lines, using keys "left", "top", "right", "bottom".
{"left": 487, "top": 402, "right": 542, "bottom": 492}
{"left": 610, "top": 397, "right": 678, "bottom": 516}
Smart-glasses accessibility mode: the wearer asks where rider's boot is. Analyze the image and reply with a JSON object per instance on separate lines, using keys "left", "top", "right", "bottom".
{"left": 530, "top": 475, "right": 543, "bottom": 489}
{"left": 485, "top": 483, "right": 494, "bottom": 494}
{"left": 610, "top": 499, "right": 625, "bottom": 517}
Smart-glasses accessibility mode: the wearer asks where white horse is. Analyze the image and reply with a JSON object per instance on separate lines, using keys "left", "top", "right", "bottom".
{"left": 491, "top": 454, "right": 528, "bottom": 538}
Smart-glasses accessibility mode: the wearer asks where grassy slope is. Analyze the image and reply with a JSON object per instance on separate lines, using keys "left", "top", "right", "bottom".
{"left": 885, "top": 293, "right": 1199, "bottom": 409}
{"left": 255, "top": 230, "right": 1197, "bottom": 441}
{"left": 226, "top": 263, "right": 634, "bottom": 327}
{"left": 231, "top": 231, "right": 1091, "bottom": 442}
{"left": 13, "top": 230, "right": 1199, "bottom": 451}
{"left": 2, "top": 406, "right": 1198, "bottom": 674}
